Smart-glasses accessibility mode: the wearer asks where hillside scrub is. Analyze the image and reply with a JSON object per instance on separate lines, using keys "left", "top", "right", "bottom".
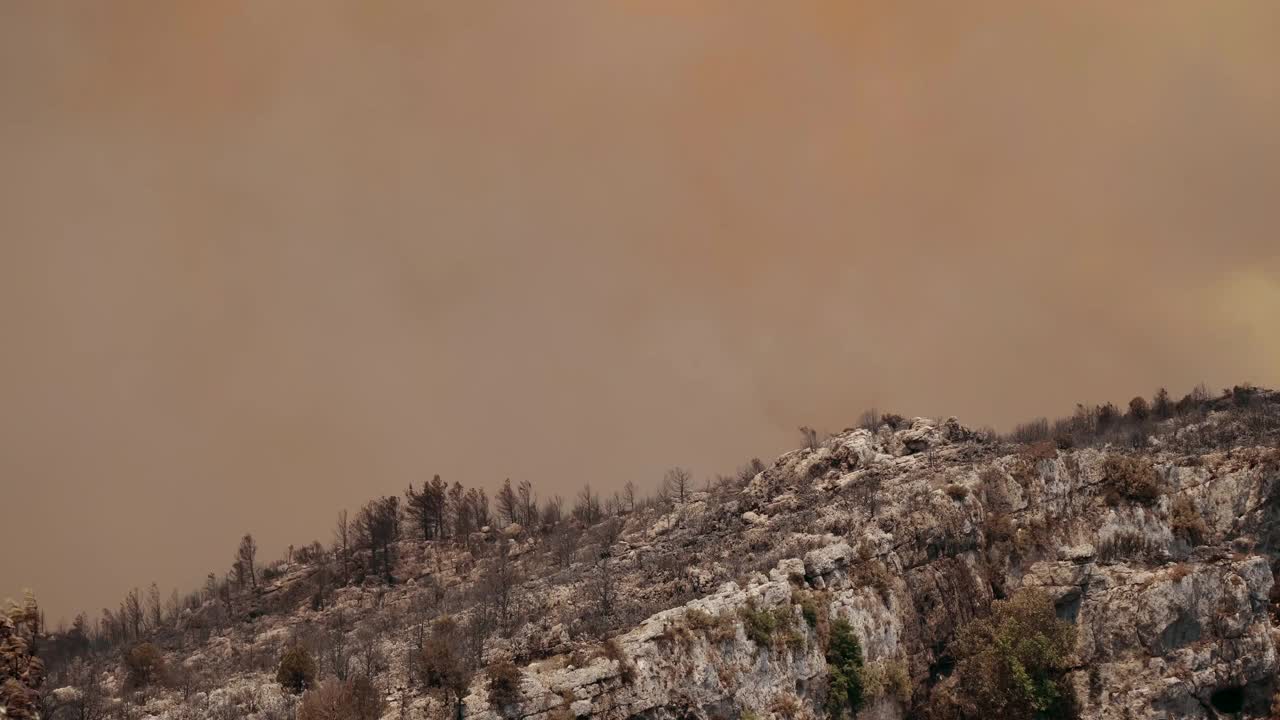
{"left": 15, "top": 384, "right": 1280, "bottom": 720}
{"left": 952, "top": 589, "right": 1077, "bottom": 720}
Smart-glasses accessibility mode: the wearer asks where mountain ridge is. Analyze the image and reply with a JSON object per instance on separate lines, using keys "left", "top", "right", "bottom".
{"left": 10, "top": 385, "right": 1280, "bottom": 720}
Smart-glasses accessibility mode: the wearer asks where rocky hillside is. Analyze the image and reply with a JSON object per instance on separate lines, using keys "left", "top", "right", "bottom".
{"left": 31, "top": 387, "right": 1280, "bottom": 720}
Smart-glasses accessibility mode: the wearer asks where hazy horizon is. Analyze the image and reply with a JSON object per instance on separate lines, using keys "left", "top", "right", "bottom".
{"left": 3, "top": 2, "right": 1279, "bottom": 623}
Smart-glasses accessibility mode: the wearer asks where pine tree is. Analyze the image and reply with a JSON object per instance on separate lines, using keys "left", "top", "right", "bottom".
{"left": 495, "top": 478, "right": 518, "bottom": 528}
{"left": 237, "top": 534, "right": 259, "bottom": 592}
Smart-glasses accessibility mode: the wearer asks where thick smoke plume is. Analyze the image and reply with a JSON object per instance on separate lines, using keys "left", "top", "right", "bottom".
{"left": 1, "top": 2, "right": 1277, "bottom": 620}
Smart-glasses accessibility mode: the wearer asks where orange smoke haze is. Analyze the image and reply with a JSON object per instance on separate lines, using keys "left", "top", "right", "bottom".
{"left": 1, "top": 2, "right": 1278, "bottom": 622}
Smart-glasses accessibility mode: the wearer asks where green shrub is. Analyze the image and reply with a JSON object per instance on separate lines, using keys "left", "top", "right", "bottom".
{"left": 771, "top": 606, "right": 804, "bottom": 652}
{"left": 856, "top": 658, "right": 911, "bottom": 703}
{"left": 857, "top": 661, "right": 884, "bottom": 698}
{"left": 276, "top": 645, "right": 317, "bottom": 694}
{"left": 952, "top": 589, "right": 1076, "bottom": 720}
{"left": 740, "top": 604, "right": 777, "bottom": 648}
{"left": 793, "top": 589, "right": 831, "bottom": 636}
{"left": 884, "top": 660, "right": 912, "bottom": 702}
{"left": 824, "top": 619, "right": 864, "bottom": 718}
{"left": 798, "top": 597, "right": 819, "bottom": 628}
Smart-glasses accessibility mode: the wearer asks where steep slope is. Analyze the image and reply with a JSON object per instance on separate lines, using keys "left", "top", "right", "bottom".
{"left": 37, "top": 389, "right": 1280, "bottom": 720}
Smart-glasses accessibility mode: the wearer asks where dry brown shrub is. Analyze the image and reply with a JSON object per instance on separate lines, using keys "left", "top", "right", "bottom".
{"left": 1097, "top": 531, "right": 1160, "bottom": 562}
{"left": 547, "top": 691, "right": 576, "bottom": 720}
{"left": 853, "top": 561, "right": 894, "bottom": 605}
{"left": 298, "top": 677, "right": 382, "bottom": 720}
{"left": 1101, "top": 455, "right": 1163, "bottom": 505}
{"left": 770, "top": 692, "right": 803, "bottom": 720}
{"left": 1021, "top": 442, "right": 1058, "bottom": 463}
{"left": 1012, "top": 443, "right": 1057, "bottom": 486}
{"left": 685, "top": 608, "right": 715, "bottom": 631}
{"left": 984, "top": 513, "right": 1016, "bottom": 547}
{"left": 486, "top": 660, "right": 523, "bottom": 713}
{"left": 600, "top": 638, "right": 635, "bottom": 683}
{"left": 1169, "top": 495, "right": 1208, "bottom": 545}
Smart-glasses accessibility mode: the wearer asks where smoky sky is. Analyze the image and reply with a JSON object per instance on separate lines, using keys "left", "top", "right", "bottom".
{"left": 2, "top": 2, "right": 1278, "bottom": 622}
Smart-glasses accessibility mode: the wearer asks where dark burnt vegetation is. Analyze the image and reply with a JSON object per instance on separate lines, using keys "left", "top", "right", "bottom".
{"left": 1096, "top": 531, "right": 1162, "bottom": 563}
{"left": 1099, "top": 455, "right": 1163, "bottom": 506}
{"left": 22, "top": 382, "right": 1280, "bottom": 720}
{"left": 1006, "top": 384, "right": 1280, "bottom": 453}
{"left": 35, "top": 445, "right": 799, "bottom": 718}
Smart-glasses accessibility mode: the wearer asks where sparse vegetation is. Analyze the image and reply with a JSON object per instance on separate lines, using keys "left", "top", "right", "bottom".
{"left": 801, "top": 426, "right": 822, "bottom": 449}
{"left": 663, "top": 467, "right": 694, "bottom": 506}
{"left": 600, "top": 637, "right": 635, "bottom": 683}
{"left": 1097, "top": 531, "right": 1160, "bottom": 562}
{"left": 1021, "top": 441, "right": 1058, "bottom": 464}
{"left": 18, "top": 383, "right": 1280, "bottom": 720}
{"left": 1004, "top": 383, "right": 1280, "bottom": 454}
{"left": 1009, "top": 418, "right": 1051, "bottom": 444}
{"left": 675, "top": 602, "right": 737, "bottom": 640}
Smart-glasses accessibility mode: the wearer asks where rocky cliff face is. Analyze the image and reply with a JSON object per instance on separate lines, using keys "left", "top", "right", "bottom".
{"left": 452, "top": 407, "right": 1279, "bottom": 720}
{"left": 43, "top": 391, "right": 1280, "bottom": 720}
